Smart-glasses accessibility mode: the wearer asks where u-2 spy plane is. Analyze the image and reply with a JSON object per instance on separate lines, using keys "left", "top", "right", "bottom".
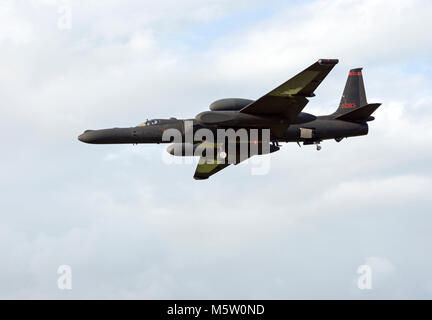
{"left": 78, "top": 59, "right": 381, "bottom": 180}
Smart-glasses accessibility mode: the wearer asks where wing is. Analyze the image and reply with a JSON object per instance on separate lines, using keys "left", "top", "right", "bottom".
{"left": 193, "top": 143, "right": 253, "bottom": 180}
{"left": 193, "top": 160, "right": 230, "bottom": 180}
{"left": 240, "top": 59, "right": 339, "bottom": 122}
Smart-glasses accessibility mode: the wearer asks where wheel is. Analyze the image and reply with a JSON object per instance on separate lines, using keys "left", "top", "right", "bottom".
{"left": 316, "top": 145, "right": 321, "bottom": 151}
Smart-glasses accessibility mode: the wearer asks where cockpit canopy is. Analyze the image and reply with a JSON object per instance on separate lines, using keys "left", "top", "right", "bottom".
{"left": 139, "top": 119, "right": 160, "bottom": 126}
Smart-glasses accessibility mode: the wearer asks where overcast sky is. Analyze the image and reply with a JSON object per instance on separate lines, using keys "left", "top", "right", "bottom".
{"left": 0, "top": 0, "right": 431, "bottom": 299}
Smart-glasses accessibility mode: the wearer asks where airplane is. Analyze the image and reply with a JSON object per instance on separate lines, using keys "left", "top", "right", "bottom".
{"left": 78, "top": 59, "right": 381, "bottom": 180}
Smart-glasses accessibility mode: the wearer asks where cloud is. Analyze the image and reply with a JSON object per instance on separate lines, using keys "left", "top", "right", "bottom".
{"left": 0, "top": 1, "right": 35, "bottom": 44}
{"left": 212, "top": 0, "right": 432, "bottom": 75}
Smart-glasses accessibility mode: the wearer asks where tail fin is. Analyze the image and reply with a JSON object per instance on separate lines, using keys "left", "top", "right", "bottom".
{"left": 332, "top": 68, "right": 380, "bottom": 120}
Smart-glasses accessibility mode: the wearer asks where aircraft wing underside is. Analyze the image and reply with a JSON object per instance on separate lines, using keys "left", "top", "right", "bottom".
{"left": 193, "top": 144, "right": 253, "bottom": 180}
{"left": 193, "top": 160, "right": 231, "bottom": 180}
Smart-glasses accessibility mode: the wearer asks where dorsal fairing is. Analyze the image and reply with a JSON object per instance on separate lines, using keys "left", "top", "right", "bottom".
{"left": 209, "top": 98, "right": 254, "bottom": 111}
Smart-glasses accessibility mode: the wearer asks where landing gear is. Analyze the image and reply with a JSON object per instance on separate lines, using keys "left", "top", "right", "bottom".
{"left": 302, "top": 140, "right": 322, "bottom": 150}
{"left": 312, "top": 141, "right": 322, "bottom": 151}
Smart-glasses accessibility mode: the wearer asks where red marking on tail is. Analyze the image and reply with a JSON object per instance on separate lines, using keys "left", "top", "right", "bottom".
{"left": 349, "top": 71, "right": 362, "bottom": 76}
{"left": 341, "top": 103, "right": 356, "bottom": 109}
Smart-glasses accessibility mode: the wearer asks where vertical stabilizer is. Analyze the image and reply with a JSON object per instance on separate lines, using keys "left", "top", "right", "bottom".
{"left": 332, "top": 68, "right": 367, "bottom": 117}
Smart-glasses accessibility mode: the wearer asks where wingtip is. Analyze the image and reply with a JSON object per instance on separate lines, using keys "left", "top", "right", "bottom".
{"left": 193, "top": 176, "right": 209, "bottom": 180}
{"left": 318, "top": 58, "right": 339, "bottom": 65}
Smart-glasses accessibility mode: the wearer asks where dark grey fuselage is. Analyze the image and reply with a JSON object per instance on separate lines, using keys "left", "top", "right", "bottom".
{"left": 77, "top": 112, "right": 368, "bottom": 145}
{"left": 283, "top": 115, "right": 368, "bottom": 142}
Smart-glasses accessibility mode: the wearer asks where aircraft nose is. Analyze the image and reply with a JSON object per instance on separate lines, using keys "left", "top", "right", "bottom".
{"left": 77, "top": 127, "right": 138, "bottom": 144}
{"left": 78, "top": 130, "right": 94, "bottom": 143}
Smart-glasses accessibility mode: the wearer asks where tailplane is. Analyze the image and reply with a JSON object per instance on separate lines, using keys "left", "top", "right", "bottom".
{"left": 335, "top": 103, "right": 381, "bottom": 121}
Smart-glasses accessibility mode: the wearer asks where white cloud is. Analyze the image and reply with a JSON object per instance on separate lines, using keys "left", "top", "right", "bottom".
{"left": 213, "top": 0, "right": 432, "bottom": 77}
{"left": 0, "top": 1, "right": 35, "bottom": 44}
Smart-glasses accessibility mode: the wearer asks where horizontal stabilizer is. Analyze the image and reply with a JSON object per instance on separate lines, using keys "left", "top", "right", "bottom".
{"left": 334, "top": 103, "right": 381, "bottom": 121}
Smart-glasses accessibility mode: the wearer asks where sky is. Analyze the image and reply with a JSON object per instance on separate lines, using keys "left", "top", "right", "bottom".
{"left": 0, "top": 0, "right": 431, "bottom": 299}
